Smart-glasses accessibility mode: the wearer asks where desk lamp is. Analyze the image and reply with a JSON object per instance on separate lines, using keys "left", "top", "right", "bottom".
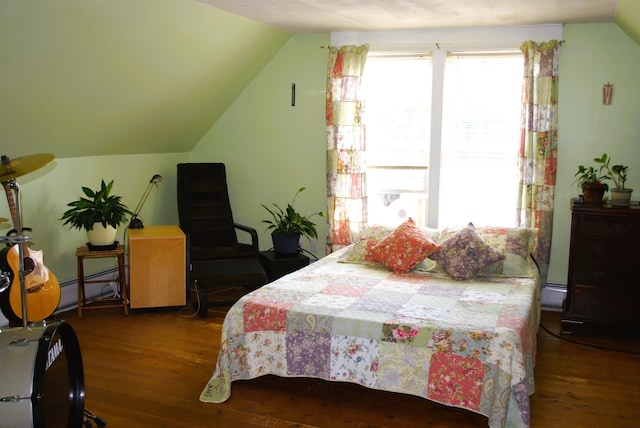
{"left": 128, "top": 174, "right": 162, "bottom": 229}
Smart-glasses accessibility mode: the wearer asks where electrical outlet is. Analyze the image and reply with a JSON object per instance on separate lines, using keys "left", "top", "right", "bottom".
{"left": 310, "top": 239, "right": 318, "bottom": 254}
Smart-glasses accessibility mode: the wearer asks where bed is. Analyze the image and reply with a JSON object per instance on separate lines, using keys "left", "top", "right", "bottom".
{"left": 200, "top": 221, "right": 541, "bottom": 428}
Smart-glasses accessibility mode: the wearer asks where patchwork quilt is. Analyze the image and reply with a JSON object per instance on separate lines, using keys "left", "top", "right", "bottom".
{"left": 200, "top": 248, "right": 541, "bottom": 428}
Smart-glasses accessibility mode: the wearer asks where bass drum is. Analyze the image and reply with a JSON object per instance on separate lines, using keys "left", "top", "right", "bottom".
{"left": 0, "top": 320, "right": 85, "bottom": 428}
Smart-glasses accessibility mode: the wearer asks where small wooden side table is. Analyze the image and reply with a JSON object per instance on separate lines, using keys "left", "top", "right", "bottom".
{"left": 259, "top": 250, "right": 310, "bottom": 282}
{"left": 76, "top": 244, "right": 128, "bottom": 319}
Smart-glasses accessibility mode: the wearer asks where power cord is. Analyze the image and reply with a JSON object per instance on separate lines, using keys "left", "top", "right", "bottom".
{"left": 178, "top": 279, "right": 201, "bottom": 318}
{"left": 540, "top": 323, "right": 640, "bottom": 355}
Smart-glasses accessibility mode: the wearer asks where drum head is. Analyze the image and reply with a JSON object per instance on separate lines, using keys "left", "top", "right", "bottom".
{"left": 33, "top": 321, "right": 85, "bottom": 428}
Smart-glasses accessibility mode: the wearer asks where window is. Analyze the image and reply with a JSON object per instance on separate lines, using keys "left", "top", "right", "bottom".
{"left": 362, "top": 51, "right": 523, "bottom": 229}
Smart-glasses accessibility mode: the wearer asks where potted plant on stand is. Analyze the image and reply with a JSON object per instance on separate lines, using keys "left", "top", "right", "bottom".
{"left": 60, "top": 179, "right": 132, "bottom": 249}
{"left": 594, "top": 153, "right": 633, "bottom": 206}
{"left": 261, "top": 187, "right": 325, "bottom": 257}
{"left": 573, "top": 164, "right": 609, "bottom": 203}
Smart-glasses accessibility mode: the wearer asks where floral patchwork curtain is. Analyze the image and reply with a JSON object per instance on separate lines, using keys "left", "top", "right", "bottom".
{"left": 517, "top": 40, "right": 560, "bottom": 283}
{"left": 325, "top": 45, "right": 369, "bottom": 253}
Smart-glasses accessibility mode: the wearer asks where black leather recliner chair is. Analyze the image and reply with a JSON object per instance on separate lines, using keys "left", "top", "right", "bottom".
{"left": 177, "top": 163, "right": 267, "bottom": 317}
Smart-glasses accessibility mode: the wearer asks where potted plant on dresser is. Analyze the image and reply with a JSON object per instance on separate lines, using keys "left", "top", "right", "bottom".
{"left": 573, "top": 164, "right": 609, "bottom": 203}
{"left": 261, "top": 187, "right": 325, "bottom": 257}
{"left": 60, "top": 179, "right": 132, "bottom": 249}
{"left": 594, "top": 153, "right": 633, "bottom": 206}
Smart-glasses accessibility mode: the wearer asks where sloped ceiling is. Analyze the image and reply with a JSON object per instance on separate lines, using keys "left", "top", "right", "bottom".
{"left": 1, "top": 0, "right": 637, "bottom": 160}
{"left": 198, "top": 0, "right": 619, "bottom": 33}
{"left": 0, "top": 0, "right": 290, "bottom": 159}
{"left": 616, "top": 0, "right": 640, "bottom": 45}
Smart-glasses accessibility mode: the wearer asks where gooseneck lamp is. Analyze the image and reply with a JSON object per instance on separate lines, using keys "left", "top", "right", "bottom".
{"left": 128, "top": 174, "right": 162, "bottom": 229}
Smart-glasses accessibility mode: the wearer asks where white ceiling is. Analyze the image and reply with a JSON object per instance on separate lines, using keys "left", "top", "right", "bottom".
{"left": 197, "top": 0, "right": 618, "bottom": 33}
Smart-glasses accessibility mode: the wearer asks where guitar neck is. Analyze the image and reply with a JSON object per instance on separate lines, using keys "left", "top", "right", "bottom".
{"left": 2, "top": 180, "right": 29, "bottom": 256}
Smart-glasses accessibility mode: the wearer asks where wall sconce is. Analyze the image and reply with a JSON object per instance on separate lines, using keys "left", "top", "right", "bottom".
{"left": 129, "top": 174, "right": 162, "bottom": 229}
{"left": 602, "top": 82, "right": 614, "bottom": 105}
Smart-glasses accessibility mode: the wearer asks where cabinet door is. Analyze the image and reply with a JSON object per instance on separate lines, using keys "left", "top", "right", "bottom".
{"left": 129, "top": 236, "right": 186, "bottom": 309}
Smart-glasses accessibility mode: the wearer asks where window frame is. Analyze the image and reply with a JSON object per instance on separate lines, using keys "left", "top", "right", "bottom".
{"left": 363, "top": 48, "right": 524, "bottom": 228}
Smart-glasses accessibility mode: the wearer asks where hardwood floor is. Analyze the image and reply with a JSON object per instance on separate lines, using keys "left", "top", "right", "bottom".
{"left": 43, "top": 306, "right": 640, "bottom": 427}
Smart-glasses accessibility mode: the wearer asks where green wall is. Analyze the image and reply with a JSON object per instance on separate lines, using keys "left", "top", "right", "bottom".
{"left": 193, "top": 24, "right": 640, "bottom": 286}
{"left": 549, "top": 23, "right": 640, "bottom": 284}
{"left": 2, "top": 23, "right": 638, "bottom": 290}
{"left": 1, "top": 153, "right": 187, "bottom": 282}
{"left": 191, "top": 33, "right": 330, "bottom": 256}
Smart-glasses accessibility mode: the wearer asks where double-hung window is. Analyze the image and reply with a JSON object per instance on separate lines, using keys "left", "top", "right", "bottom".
{"left": 362, "top": 50, "right": 523, "bottom": 229}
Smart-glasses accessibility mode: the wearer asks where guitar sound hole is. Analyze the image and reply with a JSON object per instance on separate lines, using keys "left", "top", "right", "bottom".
{"left": 23, "top": 257, "right": 36, "bottom": 275}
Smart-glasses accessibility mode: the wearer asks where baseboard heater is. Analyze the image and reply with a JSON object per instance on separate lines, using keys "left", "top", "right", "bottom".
{"left": 0, "top": 266, "right": 127, "bottom": 327}
{"left": 541, "top": 282, "right": 567, "bottom": 312}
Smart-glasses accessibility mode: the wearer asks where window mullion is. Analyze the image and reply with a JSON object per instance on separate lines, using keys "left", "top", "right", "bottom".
{"left": 427, "top": 50, "right": 447, "bottom": 228}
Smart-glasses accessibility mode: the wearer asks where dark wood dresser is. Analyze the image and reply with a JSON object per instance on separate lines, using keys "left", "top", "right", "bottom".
{"left": 562, "top": 199, "right": 640, "bottom": 334}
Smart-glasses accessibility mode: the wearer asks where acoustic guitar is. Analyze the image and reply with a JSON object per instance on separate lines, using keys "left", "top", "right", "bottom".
{"left": 0, "top": 181, "right": 60, "bottom": 323}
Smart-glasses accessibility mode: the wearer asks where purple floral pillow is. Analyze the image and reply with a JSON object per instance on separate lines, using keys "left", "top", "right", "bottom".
{"left": 428, "top": 223, "right": 505, "bottom": 280}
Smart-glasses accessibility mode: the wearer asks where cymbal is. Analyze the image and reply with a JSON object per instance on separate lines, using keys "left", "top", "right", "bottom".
{"left": 0, "top": 153, "right": 54, "bottom": 182}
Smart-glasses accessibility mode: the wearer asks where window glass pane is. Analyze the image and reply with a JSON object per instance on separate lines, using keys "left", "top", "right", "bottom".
{"left": 362, "top": 52, "right": 522, "bottom": 230}
{"left": 362, "top": 57, "right": 432, "bottom": 227}
{"left": 439, "top": 54, "right": 523, "bottom": 227}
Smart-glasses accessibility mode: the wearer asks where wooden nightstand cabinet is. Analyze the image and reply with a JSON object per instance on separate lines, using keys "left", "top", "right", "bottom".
{"left": 259, "top": 250, "right": 309, "bottom": 282}
{"left": 562, "top": 200, "right": 640, "bottom": 333}
{"left": 128, "top": 225, "right": 186, "bottom": 309}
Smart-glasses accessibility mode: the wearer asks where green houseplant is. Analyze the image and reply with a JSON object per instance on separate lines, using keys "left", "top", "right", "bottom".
{"left": 594, "top": 153, "right": 633, "bottom": 206}
{"left": 60, "top": 179, "right": 132, "bottom": 246}
{"left": 573, "top": 164, "right": 609, "bottom": 203}
{"left": 261, "top": 187, "right": 325, "bottom": 256}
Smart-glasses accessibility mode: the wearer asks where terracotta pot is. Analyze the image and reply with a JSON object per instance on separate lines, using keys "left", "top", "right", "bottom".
{"left": 582, "top": 183, "right": 606, "bottom": 203}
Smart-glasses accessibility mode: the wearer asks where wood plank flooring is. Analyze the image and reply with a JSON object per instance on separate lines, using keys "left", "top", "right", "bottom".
{"left": 43, "top": 306, "right": 640, "bottom": 427}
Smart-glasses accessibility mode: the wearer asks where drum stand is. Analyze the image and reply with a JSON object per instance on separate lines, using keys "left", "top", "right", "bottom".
{"left": 2, "top": 179, "right": 31, "bottom": 329}
{"left": 1, "top": 157, "right": 108, "bottom": 427}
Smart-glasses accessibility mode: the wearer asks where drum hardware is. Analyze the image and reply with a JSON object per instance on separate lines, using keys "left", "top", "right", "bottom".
{"left": 0, "top": 269, "right": 10, "bottom": 293}
{"left": 1, "top": 154, "right": 55, "bottom": 328}
{"left": 83, "top": 408, "right": 108, "bottom": 427}
{"left": 1, "top": 178, "right": 31, "bottom": 327}
{"left": 0, "top": 320, "right": 85, "bottom": 427}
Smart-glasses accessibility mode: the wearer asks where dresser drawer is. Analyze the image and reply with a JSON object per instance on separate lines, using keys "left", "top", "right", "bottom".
{"left": 575, "top": 214, "right": 640, "bottom": 238}
{"left": 571, "top": 261, "right": 636, "bottom": 290}
{"left": 569, "top": 287, "right": 640, "bottom": 324}
{"left": 571, "top": 237, "right": 638, "bottom": 263}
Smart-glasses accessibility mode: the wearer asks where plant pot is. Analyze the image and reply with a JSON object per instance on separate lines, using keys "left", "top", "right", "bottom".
{"left": 610, "top": 188, "right": 633, "bottom": 206}
{"left": 582, "top": 183, "right": 607, "bottom": 203}
{"left": 272, "top": 233, "right": 300, "bottom": 257}
{"left": 86, "top": 223, "right": 118, "bottom": 246}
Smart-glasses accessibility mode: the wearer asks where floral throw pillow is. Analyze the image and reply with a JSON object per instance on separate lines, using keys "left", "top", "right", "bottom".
{"left": 428, "top": 223, "right": 505, "bottom": 280}
{"left": 473, "top": 226, "right": 538, "bottom": 277}
{"left": 365, "top": 218, "right": 441, "bottom": 273}
{"left": 337, "top": 225, "right": 395, "bottom": 265}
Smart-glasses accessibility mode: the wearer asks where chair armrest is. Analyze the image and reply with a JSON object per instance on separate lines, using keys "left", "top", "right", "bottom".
{"left": 234, "top": 223, "right": 260, "bottom": 252}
